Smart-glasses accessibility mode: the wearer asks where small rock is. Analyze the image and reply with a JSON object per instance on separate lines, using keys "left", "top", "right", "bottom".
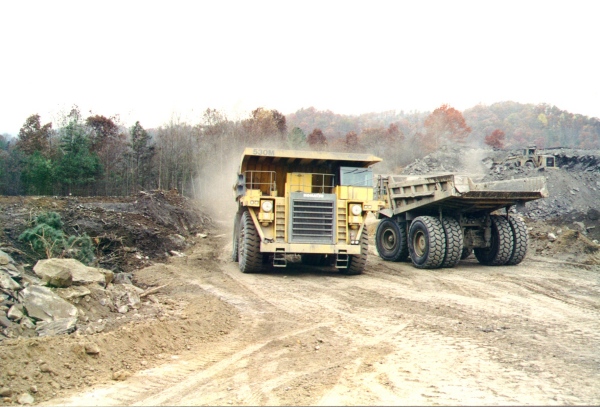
{"left": 20, "top": 317, "right": 35, "bottom": 330}
{"left": 17, "top": 393, "right": 34, "bottom": 405}
{"left": 85, "top": 343, "right": 100, "bottom": 354}
{"left": 0, "top": 315, "right": 14, "bottom": 328}
{"left": 0, "top": 251, "right": 10, "bottom": 265}
{"left": 29, "top": 385, "right": 38, "bottom": 393}
{"left": 7, "top": 304, "right": 25, "bottom": 321}
{"left": 39, "top": 363, "right": 53, "bottom": 373}
{"left": 0, "top": 270, "right": 20, "bottom": 290}
{"left": 113, "top": 273, "right": 133, "bottom": 285}
{"left": 547, "top": 232, "right": 557, "bottom": 242}
{"left": 118, "top": 305, "right": 129, "bottom": 314}
{"left": 55, "top": 286, "right": 91, "bottom": 300}
{"left": 36, "top": 317, "right": 78, "bottom": 337}
{"left": 573, "top": 221, "right": 586, "bottom": 233}
{"left": 0, "top": 388, "right": 12, "bottom": 397}
{"left": 112, "top": 370, "right": 131, "bottom": 381}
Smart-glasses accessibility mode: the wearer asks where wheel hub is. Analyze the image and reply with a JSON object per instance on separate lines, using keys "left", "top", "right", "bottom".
{"left": 383, "top": 230, "right": 396, "bottom": 250}
{"left": 414, "top": 232, "right": 427, "bottom": 256}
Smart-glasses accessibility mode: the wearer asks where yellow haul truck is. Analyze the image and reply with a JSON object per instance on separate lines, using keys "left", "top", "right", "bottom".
{"left": 374, "top": 174, "right": 548, "bottom": 269}
{"left": 232, "top": 148, "right": 383, "bottom": 274}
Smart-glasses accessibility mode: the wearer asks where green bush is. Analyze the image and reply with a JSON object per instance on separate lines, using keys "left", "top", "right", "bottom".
{"left": 19, "top": 211, "right": 95, "bottom": 265}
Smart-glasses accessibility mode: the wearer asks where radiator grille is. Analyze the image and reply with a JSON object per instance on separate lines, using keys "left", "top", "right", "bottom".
{"left": 290, "top": 196, "right": 335, "bottom": 243}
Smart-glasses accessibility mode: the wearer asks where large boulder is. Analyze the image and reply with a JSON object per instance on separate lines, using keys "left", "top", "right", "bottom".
{"left": 33, "top": 258, "right": 113, "bottom": 287}
{"left": 33, "top": 260, "right": 72, "bottom": 287}
{"left": 19, "top": 285, "right": 78, "bottom": 322}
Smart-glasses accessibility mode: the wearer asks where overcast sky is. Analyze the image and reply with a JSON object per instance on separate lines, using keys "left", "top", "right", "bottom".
{"left": 1, "top": 0, "right": 598, "bottom": 135}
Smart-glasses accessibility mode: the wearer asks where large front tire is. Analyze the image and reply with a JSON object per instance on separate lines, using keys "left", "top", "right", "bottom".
{"left": 474, "top": 215, "right": 514, "bottom": 266}
{"left": 375, "top": 218, "right": 408, "bottom": 262}
{"left": 232, "top": 213, "right": 240, "bottom": 262}
{"left": 408, "top": 216, "right": 446, "bottom": 269}
{"left": 239, "top": 211, "right": 262, "bottom": 273}
{"left": 343, "top": 231, "right": 368, "bottom": 275}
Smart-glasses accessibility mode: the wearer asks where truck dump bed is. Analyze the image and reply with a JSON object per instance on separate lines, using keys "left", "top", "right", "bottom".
{"left": 380, "top": 173, "right": 548, "bottom": 216}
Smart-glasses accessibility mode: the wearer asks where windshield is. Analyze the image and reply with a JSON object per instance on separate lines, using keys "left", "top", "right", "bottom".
{"left": 340, "top": 167, "right": 373, "bottom": 187}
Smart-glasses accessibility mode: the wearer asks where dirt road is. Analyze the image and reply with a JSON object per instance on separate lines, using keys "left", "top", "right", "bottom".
{"left": 45, "top": 225, "right": 600, "bottom": 406}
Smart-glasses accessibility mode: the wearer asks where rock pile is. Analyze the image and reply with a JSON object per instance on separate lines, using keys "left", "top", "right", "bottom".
{"left": 0, "top": 250, "right": 144, "bottom": 340}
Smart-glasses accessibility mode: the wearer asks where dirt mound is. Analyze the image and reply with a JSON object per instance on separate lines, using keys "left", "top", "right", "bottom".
{"left": 0, "top": 260, "right": 239, "bottom": 405}
{"left": 0, "top": 190, "right": 213, "bottom": 272}
{"left": 527, "top": 220, "right": 600, "bottom": 265}
{"left": 0, "top": 190, "right": 237, "bottom": 405}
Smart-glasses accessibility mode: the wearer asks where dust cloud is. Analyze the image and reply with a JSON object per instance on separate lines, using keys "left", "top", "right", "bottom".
{"left": 457, "top": 147, "right": 489, "bottom": 179}
{"left": 192, "top": 137, "right": 292, "bottom": 223}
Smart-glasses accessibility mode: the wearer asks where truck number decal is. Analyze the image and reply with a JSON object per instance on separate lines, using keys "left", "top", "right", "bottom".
{"left": 252, "top": 148, "right": 275, "bottom": 156}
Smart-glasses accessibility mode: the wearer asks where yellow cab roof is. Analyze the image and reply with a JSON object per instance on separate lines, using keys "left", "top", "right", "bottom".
{"left": 239, "top": 148, "right": 382, "bottom": 172}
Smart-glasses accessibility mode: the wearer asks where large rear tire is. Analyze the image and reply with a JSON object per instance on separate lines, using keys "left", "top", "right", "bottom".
{"left": 441, "top": 217, "right": 463, "bottom": 268}
{"left": 507, "top": 216, "right": 528, "bottom": 265}
{"left": 408, "top": 216, "right": 446, "bottom": 269}
{"left": 474, "top": 215, "right": 514, "bottom": 266}
{"left": 375, "top": 218, "right": 408, "bottom": 262}
{"left": 239, "top": 211, "right": 262, "bottom": 273}
{"left": 343, "top": 232, "right": 368, "bottom": 275}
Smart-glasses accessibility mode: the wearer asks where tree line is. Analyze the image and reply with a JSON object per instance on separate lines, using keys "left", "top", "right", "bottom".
{"left": 1, "top": 102, "right": 598, "bottom": 197}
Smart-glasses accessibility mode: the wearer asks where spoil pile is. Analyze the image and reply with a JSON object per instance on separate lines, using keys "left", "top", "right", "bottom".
{"left": 0, "top": 189, "right": 213, "bottom": 272}
{"left": 0, "top": 190, "right": 236, "bottom": 405}
{"left": 0, "top": 189, "right": 214, "bottom": 342}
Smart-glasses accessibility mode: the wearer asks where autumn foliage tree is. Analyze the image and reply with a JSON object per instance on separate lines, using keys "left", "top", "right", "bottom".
{"left": 484, "top": 129, "right": 505, "bottom": 149}
{"left": 307, "top": 128, "right": 327, "bottom": 149}
{"left": 422, "top": 104, "right": 471, "bottom": 152}
{"left": 16, "top": 114, "right": 53, "bottom": 156}
{"left": 345, "top": 131, "right": 358, "bottom": 150}
{"left": 242, "top": 107, "right": 287, "bottom": 144}
{"left": 86, "top": 115, "right": 127, "bottom": 195}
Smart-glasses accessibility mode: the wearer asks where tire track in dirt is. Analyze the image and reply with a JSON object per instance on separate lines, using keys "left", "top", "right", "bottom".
{"left": 47, "top": 232, "right": 600, "bottom": 406}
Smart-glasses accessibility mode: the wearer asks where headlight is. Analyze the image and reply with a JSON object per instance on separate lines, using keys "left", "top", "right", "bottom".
{"left": 350, "top": 204, "right": 362, "bottom": 216}
{"left": 261, "top": 200, "right": 273, "bottom": 212}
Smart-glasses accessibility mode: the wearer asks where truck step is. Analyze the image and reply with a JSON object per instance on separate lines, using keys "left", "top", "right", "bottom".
{"left": 336, "top": 251, "right": 349, "bottom": 269}
{"left": 273, "top": 249, "right": 287, "bottom": 267}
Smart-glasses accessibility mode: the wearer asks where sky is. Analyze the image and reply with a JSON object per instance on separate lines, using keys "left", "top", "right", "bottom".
{"left": 1, "top": 0, "right": 598, "bottom": 135}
